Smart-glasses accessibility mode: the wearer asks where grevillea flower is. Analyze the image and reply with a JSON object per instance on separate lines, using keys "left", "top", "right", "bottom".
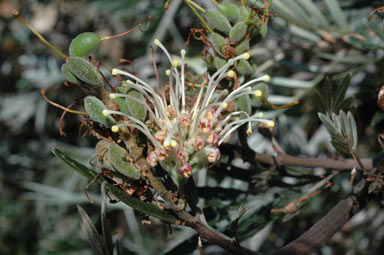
{"left": 104, "top": 39, "right": 274, "bottom": 179}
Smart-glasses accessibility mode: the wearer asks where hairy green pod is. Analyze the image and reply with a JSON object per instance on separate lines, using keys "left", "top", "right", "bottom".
{"left": 84, "top": 96, "right": 114, "bottom": 127}
{"left": 66, "top": 56, "right": 103, "bottom": 89}
{"left": 217, "top": 2, "right": 240, "bottom": 23}
{"left": 61, "top": 63, "right": 81, "bottom": 85}
{"left": 108, "top": 142, "right": 141, "bottom": 180}
{"left": 206, "top": 10, "right": 232, "bottom": 34}
{"left": 230, "top": 21, "right": 248, "bottom": 42}
{"left": 236, "top": 59, "right": 253, "bottom": 76}
{"left": 214, "top": 56, "right": 227, "bottom": 70}
{"left": 212, "top": 32, "right": 227, "bottom": 57}
{"left": 235, "top": 40, "right": 250, "bottom": 54}
{"left": 69, "top": 32, "right": 101, "bottom": 57}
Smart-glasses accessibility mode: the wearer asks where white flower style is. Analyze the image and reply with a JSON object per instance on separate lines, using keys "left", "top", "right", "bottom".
{"left": 103, "top": 39, "right": 273, "bottom": 179}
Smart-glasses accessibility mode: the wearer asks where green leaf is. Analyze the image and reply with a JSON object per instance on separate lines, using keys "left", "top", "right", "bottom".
{"left": 218, "top": 2, "right": 240, "bottom": 23}
{"left": 77, "top": 205, "right": 105, "bottom": 255}
{"left": 331, "top": 140, "right": 350, "bottom": 155}
{"left": 333, "top": 75, "right": 351, "bottom": 111}
{"left": 236, "top": 59, "right": 253, "bottom": 76}
{"left": 365, "top": 20, "right": 384, "bottom": 41}
{"left": 214, "top": 56, "right": 227, "bottom": 70}
{"left": 347, "top": 111, "right": 358, "bottom": 150}
{"left": 252, "top": 83, "right": 269, "bottom": 107}
{"left": 212, "top": 33, "right": 227, "bottom": 57}
{"left": 52, "top": 148, "right": 178, "bottom": 223}
{"left": 235, "top": 39, "right": 250, "bottom": 54}
{"left": 108, "top": 142, "right": 141, "bottom": 180}
{"left": 61, "top": 63, "right": 81, "bottom": 85}
{"left": 324, "top": 0, "right": 349, "bottom": 32}
{"left": 125, "top": 87, "right": 147, "bottom": 123}
{"left": 84, "top": 96, "right": 115, "bottom": 127}
{"left": 69, "top": 32, "right": 101, "bottom": 57}
{"left": 297, "top": 0, "right": 329, "bottom": 28}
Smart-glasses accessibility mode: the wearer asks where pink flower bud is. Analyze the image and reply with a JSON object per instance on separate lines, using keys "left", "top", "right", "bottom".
{"left": 155, "top": 130, "right": 167, "bottom": 143}
{"left": 206, "top": 108, "right": 216, "bottom": 120}
{"left": 207, "top": 131, "right": 219, "bottom": 145}
{"left": 180, "top": 113, "right": 190, "bottom": 128}
{"left": 199, "top": 118, "right": 211, "bottom": 134}
{"left": 178, "top": 162, "right": 193, "bottom": 178}
{"left": 207, "top": 148, "right": 220, "bottom": 163}
{"left": 155, "top": 149, "right": 168, "bottom": 161}
{"left": 146, "top": 151, "right": 158, "bottom": 167}
{"left": 194, "top": 136, "right": 205, "bottom": 151}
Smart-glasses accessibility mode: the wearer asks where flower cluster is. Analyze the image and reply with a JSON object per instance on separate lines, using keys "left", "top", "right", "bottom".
{"left": 103, "top": 39, "right": 273, "bottom": 179}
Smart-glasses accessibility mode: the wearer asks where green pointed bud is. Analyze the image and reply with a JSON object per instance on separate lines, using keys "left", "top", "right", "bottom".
{"left": 108, "top": 142, "right": 141, "bottom": 180}
{"left": 84, "top": 96, "right": 115, "bottom": 127}
{"left": 229, "top": 21, "right": 248, "bottom": 42}
{"left": 212, "top": 32, "right": 227, "bottom": 57}
{"left": 206, "top": 10, "right": 232, "bottom": 34}
{"left": 69, "top": 32, "right": 101, "bottom": 57}
{"left": 235, "top": 40, "right": 250, "bottom": 54}
{"left": 66, "top": 56, "right": 103, "bottom": 89}
{"left": 217, "top": 2, "right": 240, "bottom": 23}
{"left": 61, "top": 63, "right": 81, "bottom": 85}
{"left": 236, "top": 59, "right": 253, "bottom": 76}
{"left": 214, "top": 56, "right": 227, "bottom": 70}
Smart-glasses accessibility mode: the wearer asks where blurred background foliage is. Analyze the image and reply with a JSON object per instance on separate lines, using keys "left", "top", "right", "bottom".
{"left": 1, "top": 0, "right": 384, "bottom": 254}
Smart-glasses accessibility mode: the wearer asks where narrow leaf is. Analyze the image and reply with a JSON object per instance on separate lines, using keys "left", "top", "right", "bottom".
{"left": 347, "top": 111, "right": 358, "bottom": 150}
{"left": 324, "top": 0, "right": 349, "bottom": 32}
{"left": 108, "top": 143, "right": 141, "bottom": 180}
{"left": 84, "top": 96, "right": 115, "bottom": 127}
{"left": 77, "top": 205, "right": 104, "bottom": 255}
{"left": 333, "top": 75, "right": 351, "bottom": 110}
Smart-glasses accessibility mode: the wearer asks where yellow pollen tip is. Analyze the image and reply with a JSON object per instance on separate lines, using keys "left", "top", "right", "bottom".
{"left": 111, "top": 125, "right": 119, "bottom": 133}
{"left": 243, "top": 53, "right": 250, "bottom": 60}
{"left": 163, "top": 141, "right": 170, "bottom": 147}
{"left": 227, "top": 70, "right": 235, "bottom": 78}
{"left": 264, "top": 75, "right": 271, "bottom": 82}
{"left": 181, "top": 49, "right": 186, "bottom": 55}
{"left": 165, "top": 69, "right": 171, "bottom": 76}
{"left": 153, "top": 39, "right": 160, "bottom": 46}
{"left": 255, "top": 112, "right": 264, "bottom": 118}
{"left": 111, "top": 69, "right": 118, "bottom": 76}
{"left": 109, "top": 94, "right": 116, "bottom": 99}
{"left": 102, "top": 110, "right": 109, "bottom": 117}
{"left": 221, "top": 102, "right": 228, "bottom": 109}
{"left": 172, "top": 59, "right": 179, "bottom": 67}
{"left": 246, "top": 129, "right": 252, "bottom": 135}
{"left": 267, "top": 121, "right": 275, "bottom": 128}
{"left": 254, "top": 90, "right": 262, "bottom": 97}
{"left": 170, "top": 140, "right": 178, "bottom": 147}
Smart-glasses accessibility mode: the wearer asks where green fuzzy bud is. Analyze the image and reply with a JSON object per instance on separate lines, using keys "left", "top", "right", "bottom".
{"left": 61, "top": 63, "right": 81, "bottom": 85}
{"left": 66, "top": 56, "right": 103, "bottom": 89}
{"left": 69, "top": 32, "right": 101, "bottom": 57}
{"left": 108, "top": 142, "right": 141, "bottom": 180}
{"left": 212, "top": 32, "right": 227, "bottom": 57}
{"left": 206, "top": 10, "right": 232, "bottom": 34}
{"left": 217, "top": 2, "right": 240, "bottom": 23}
{"left": 236, "top": 59, "right": 253, "bottom": 76}
{"left": 214, "top": 56, "right": 227, "bottom": 70}
{"left": 235, "top": 40, "right": 250, "bottom": 54}
{"left": 230, "top": 21, "right": 248, "bottom": 42}
{"left": 84, "top": 96, "right": 115, "bottom": 127}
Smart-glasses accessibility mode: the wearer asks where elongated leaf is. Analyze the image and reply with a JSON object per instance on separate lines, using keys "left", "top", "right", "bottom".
{"left": 236, "top": 94, "right": 251, "bottom": 114}
{"left": 331, "top": 140, "right": 350, "bottom": 155}
{"left": 347, "top": 111, "right": 358, "bottom": 150}
{"left": 333, "top": 75, "right": 351, "bottom": 110}
{"left": 324, "top": 0, "right": 349, "bottom": 32}
{"left": 101, "top": 183, "right": 113, "bottom": 255}
{"left": 77, "top": 205, "right": 104, "bottom": 255}
{"left": 298, "top": 0, "right": 329, "bottom": 28}
{"left": 365, "top": 20, "right": 384, "bottom": 41}
{"left": 339, "top": 110, "right": 348, "bottom": 136}
{"left": 52, "top": 148, "right": 178, "bottom": 223}
{"left": 126, "top": 88, "right": 147, "bottom": 122}
{"left": 318, "top": 113, "right": 338, "bottom": 134}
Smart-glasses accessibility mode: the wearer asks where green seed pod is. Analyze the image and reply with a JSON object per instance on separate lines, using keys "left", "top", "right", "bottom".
{"left": 229, "top": 21, "right": 248, "bottom": 43}
{"left": 235, "top": 39, "right": 250, "bottom": 54}
{"left": 217, "top": 2, "right": 240, "bottom": 23}
{"left": 69, "top": 32, "right": 101, "bottom": 57}
{"left": 252, "top": 83, "right": 269, "bottom": 107}
{"left": 61, "top": 63, "right": 81, "bottom": 85}
{"left": 214, "top": 56, "right": 227, "bottom": 70}
{"left": 108, "top": 142, "right": 141, "bottom": 180}
{"left": 236, "top": 59, "right": 253, "bottom": 76}
{"left": 206, "top": 10, "right": 232, "bottom": 34}
{"left": 66, "top": 56, "right": 103, "bottom": 89}
{"left": 235, "top": 94, "right": 251, "bottom": 115}
{"left": 84, "top": 96, "right": 115, "bottom": 127}
{"left": 212, "top": 32, "right": 227, "bottom": 57}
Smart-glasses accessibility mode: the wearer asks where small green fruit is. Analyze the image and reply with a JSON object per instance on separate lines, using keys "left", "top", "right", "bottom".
{"left": 61, "top": 63, "right": 81, "bottom": 85}
{"left": 69, "top": 32, "right": 101, "bottom": 57}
